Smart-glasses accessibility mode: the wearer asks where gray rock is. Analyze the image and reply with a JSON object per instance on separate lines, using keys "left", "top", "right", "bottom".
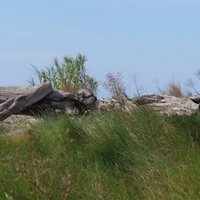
{"left": 98, "top": 96, "right": 137, "bottom": 112}
{"left": 99, "top": 94, "right": 199, "bottom": 115}
{"left": 76, "top": 88, "right": 97, "bottom": 113}
{"left": 45, "top": 90, "right": 75, "bottom": 101}
{"left": 134, "top": 94, "right": 198, "bottom": 115}
{"left": 77, "top": 88, "right": 97, "bottom": 104}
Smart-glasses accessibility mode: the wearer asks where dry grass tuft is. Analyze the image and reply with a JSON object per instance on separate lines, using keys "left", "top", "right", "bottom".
{"left": 102, "top": 72, "right": 128, "bottom": 99}
{"left": 168, "top": 82, "right": 184, "bottom": 98}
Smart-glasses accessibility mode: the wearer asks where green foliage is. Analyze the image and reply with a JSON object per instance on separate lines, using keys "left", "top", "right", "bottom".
{"left": 1, "top": 109, "right": 200, "bottom": 199}
{"left": 28, "top": 54, "right": 98, "bottom": 94}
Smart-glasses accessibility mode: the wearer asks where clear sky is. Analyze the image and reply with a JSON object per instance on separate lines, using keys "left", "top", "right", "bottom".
{"left": 1, "top": 0, "right": 200, "bottom": 98}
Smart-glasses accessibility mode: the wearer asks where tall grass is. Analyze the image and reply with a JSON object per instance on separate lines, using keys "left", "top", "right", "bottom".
{"left": 1, "top": 107, "right": 200, "bottom": 199}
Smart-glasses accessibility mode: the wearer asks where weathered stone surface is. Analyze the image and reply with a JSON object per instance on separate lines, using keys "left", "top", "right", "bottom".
{"left": 0, "top": 85, "right": 40, "bottom": 103}
{"left": 76, "top": 88, "right": 97, "bottom": 113}
{"left": 132, "top": 94, "right": 165, "bottom": 105}
{"left": 133, "top": 94, "right": 199, "bottom": 115}
{"left": 1, "top": 78, "right": 198, "bottom": 125}
{"left": 98, "top": 96, "right": 137, "bottom": 112}
{"left": 45, "top": 90, "right": 75, "bottom": 101}
{"left": 0, "top": 81, "right": 98, "bottom": 119}
{"left": 99, "top": 94, "right": 199, "bottom": 115}
{"left": 0, "top": 81, "right": 53, "bottom": 120}
{"left": 77, "top": 88, "right": 95, "bottom": 103}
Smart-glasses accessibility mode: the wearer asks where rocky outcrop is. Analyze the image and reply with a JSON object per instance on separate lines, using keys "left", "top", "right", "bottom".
{"left": 99, "top": 94, "right": 199, "bottom": 115}
{"left": 0, "top": 81, "right": 54, "bottom": 120}
{"left": 0, "top": 81, "right": 198, "bottom": 121}
{"left": 0, "top": 82, "right": 97, "bottom": 120}
{"left": 140, "top": 94, "right": 198, "bottom": 115}
{"left": 0, "top": 84, "right": 97, "bottom": 141}
{"left": 1, "top": 92, "right": 199, "bottom": 141}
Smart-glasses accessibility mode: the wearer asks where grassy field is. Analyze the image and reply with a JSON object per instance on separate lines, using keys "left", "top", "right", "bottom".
{"left": 1, "top": 106, "right": 200, "bottom": 199}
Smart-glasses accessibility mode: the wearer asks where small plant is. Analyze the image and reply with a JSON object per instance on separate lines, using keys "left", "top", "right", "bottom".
{"left": 130, "top": 73, "right": 144, "bottom": 96}
{"left": 167, "top": 82, "right": 183, "bottom": 97}
{"left": 155, "top": 79, "right": 190, "bottom": 97}
{"left": 102, "top": 72, "right": 128, "bottom": 99}
{"left": 28, "top": 54, "right": 98, "bottom": 95}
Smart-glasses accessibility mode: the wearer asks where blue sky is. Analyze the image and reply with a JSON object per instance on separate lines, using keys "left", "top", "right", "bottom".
{"left": 1, "top": 0, "right": 200, "bottom": 97}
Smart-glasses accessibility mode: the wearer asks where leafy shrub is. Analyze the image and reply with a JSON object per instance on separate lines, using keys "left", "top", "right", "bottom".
{"left": 28, "top": 54, "right": 98, "bottom": 94}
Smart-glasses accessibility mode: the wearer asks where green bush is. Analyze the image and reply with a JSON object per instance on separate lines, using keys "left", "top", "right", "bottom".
{"left": 28, "top": 54, "right": 98, "bottom": 94}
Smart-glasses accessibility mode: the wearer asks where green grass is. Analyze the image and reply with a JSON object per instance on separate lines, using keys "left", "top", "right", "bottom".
{"left": 1, "top": 107, "right": 200, "bottom": 199}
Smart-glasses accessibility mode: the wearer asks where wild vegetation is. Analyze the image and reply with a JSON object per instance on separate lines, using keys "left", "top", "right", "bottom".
{"left": 28, "top": 54, "right": 98, "bottom": 95}
{"left": 1, "top": 54, "right": 200, "bottom": 199}
{"left": 1, "top": 108, "right": 200, "bottom": 199}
